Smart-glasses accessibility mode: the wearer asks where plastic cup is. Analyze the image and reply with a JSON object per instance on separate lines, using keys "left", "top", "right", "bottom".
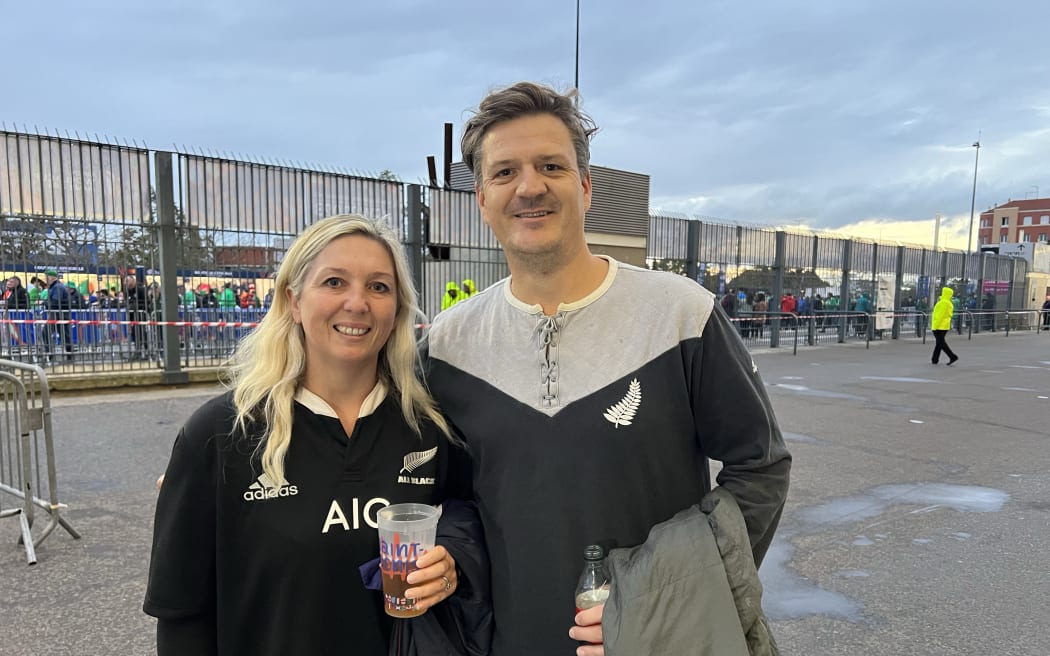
{"left": 377, "top": 503, "right": 440, "bottom": 617}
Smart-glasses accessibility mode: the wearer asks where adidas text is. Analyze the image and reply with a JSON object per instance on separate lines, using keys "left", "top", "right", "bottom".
{"left": 243, "top": 485, "right": 299, "bottom": 501}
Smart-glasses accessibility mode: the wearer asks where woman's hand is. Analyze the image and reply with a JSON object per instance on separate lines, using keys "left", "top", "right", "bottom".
{"left": 404, "top": 545, "right": 458, "bottom": 612}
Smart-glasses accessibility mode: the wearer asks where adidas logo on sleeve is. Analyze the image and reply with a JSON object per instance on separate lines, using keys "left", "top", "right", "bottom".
{"left": 243, "top": 472, "right": 300, "bottom": 501}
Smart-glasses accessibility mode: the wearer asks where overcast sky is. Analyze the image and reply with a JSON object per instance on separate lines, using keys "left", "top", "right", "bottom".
{"left": 5, "top": 0, "right": 1049, "bottom": 249}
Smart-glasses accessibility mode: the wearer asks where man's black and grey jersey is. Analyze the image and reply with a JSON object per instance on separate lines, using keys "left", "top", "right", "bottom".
{"left": 423, "top": 256, "right": 791, "bottom": 656}
{"left": 144, "top": 385, "right": 467, "bottom": 656}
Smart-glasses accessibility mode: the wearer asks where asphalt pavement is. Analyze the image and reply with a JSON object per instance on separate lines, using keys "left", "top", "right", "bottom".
{"left": 2, "top": 330, "right": 1048, "bottom": 655}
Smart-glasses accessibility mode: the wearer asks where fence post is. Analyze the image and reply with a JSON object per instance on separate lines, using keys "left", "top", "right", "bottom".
{"left": 892, "top": 245, "right": 904, "bottom": 339}
{"left": 976, "top": 252, "right": 988, "bottom": 333}
{"left": 770, "top": 231, "right": 785, "bottom": 348}
{"left": 839, "top": 240, "right": 852, "bottom": 343}
{"left": 938, "top": 250, "right": 949, "bottom": 290}
{"left": 154, "top": 151, "right": 187, "bottom": 384}
{"left": 406, "top": 184, "right": 425, "bottom": 312}
{"left": 685, "top": 220, "right": 700, "bottom": 283}
{"left": 1007, "top": 258, "right": 1016, "bottom": 313}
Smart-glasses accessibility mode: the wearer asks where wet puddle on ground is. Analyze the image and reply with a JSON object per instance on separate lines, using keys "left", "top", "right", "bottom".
{"left": 782, "top": 431, "right": 820, "bottom": 443}
{"left": 770, "top": 383, "right": 865, "bottom": 401}
{"left": 796, "top": 483, "right": 1009, "bottom": 525}
{"left": 859, "top": 376, "right": 940, "bottom": 383}
{"left": 761, "top": 537, "right": 864, "bottom": 621}
{"left": 762, "top": 483, "right": 1010, "bottom": 622}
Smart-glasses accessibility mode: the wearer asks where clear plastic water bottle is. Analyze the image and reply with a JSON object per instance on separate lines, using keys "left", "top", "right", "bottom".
{"left": 574, "top": 544, "right": 611, "bottom": 613}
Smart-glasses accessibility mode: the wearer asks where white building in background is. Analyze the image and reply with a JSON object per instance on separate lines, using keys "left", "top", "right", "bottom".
{"left": 981, "top": 242, "right": 1050, "bottom": 310}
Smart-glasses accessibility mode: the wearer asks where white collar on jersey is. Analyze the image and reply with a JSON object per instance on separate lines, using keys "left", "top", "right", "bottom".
{"left": 294, "top": 380, "right": 387, "bottom": 419}
{"left": 503, "top": 254, "right": 618, "bottom": 315}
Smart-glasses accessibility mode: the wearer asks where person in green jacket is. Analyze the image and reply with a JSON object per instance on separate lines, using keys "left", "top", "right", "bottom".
{"left": 218, "top": 282, "right": 237, "bottom": 309}
{"left": 931, "top": 287, "right": 958, "bottom": 365}
{"left": 28, "top": 277, "right": 46, "bottom": 306}
{"left": 440, "top": 281, "right": 463, "bottom": 311}
{"left": 217, "top": 281, "right": 238, "bottom": 350}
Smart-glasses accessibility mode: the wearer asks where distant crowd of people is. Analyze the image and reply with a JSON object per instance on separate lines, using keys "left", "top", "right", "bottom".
{"left": 0, "top": 275, "right": 280, "bottom": 315}
{"left": 176, "top": 280, "right": 274, "bottom": 311}
{"left": 717, "top": 288, "right": 850, "bottom": 336}
{"left": 0, "top": 273, "right": 280, "bottom": 361}
{"left": 1, "top": 271, "right": 159, "bottom": 312}
{"left": 714, "top": 286, "right": 1025, "bottom": 339}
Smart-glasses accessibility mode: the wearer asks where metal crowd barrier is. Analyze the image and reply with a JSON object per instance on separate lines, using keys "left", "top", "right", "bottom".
{"left": 0, "top": 359, "right": 81, "bottom": 564}
{"left": 958, "top": 309, "right": 1048, "bottom": 339}
{"left": 730, "top": 311, "right": 800, "bottom": 354}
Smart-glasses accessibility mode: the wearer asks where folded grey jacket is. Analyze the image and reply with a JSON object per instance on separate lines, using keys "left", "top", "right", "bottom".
{"left": 603, "top": 487, "right": 779, "bottom": 656}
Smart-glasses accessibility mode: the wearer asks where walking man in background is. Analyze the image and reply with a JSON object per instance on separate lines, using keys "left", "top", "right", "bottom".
{"left": 931, "top": 287, "right": 959, "bottom": 366}
{"left": 44, "top": 269, "right": 75, "bottom": 361}
{"left": 424, "top": 81, "right": 790, "bottom": 655}
{"left": 125, "top": 275, "right": 149, "bottom": 361}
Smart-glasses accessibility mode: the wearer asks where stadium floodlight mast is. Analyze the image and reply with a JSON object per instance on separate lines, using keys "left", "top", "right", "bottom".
{"left": 966, "top": 139, "right": 980, "bottom": 253}
{"left": 574, "top": 0, "right": 581, "bottom": 100}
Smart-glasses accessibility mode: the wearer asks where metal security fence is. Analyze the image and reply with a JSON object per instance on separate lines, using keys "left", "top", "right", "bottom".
{"left": 0, "top": 123, "right": 1038, "bottom": 378}
{"left": 0, "top": 129, "right": 174, "bottom": 372}
{"left": 415, "top": 186, "right": 507, "bottom": 319}
{"left": 0, "top": 359, "right": 80, "bottom": 564}
{"left": 648, "top": 214, "right": 1033, "bottom": 348}
{"left": 1, "top": 125, "right": 502, "bottom": 379}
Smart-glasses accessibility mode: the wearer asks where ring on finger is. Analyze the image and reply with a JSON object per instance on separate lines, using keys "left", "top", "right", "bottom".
{"left": 441, "top": 575, "right": 452, "bottom": 591}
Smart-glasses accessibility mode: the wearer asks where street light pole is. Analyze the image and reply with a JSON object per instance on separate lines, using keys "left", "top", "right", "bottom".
{"left": 966, "top": 140, "right": 980, "bottom": 252}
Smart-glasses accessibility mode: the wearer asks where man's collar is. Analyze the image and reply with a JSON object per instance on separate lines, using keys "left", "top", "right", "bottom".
{"left": 503, "top": 255, "right": 618, "bottom": 315}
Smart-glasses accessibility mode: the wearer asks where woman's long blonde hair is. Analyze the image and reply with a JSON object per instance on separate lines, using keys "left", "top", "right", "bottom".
{"left": 227, "top": 214, "right": 449, "bottom": 485}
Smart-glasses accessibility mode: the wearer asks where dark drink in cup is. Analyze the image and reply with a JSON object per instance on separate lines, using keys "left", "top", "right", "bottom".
{"left": 377, "top": 504, "right": 440, "bottom": 618}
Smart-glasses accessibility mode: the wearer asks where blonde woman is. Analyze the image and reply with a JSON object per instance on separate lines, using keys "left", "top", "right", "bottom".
{"left": 145, "top": 215, "right": 468, "bottom": 655}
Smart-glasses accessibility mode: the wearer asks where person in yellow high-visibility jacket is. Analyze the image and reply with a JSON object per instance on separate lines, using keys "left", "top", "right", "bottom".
{"left": 930, "top": 287, "right": 959, "bottom": 366}
{"left": 461, "top": 279, "right": 478, "bottom": 299}
{"left": 441, "top": 281, "right": 463, "bottom": 311}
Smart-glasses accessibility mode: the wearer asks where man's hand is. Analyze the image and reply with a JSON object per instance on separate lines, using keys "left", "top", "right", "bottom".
{"left": 569, "top": 603, "right": 604, "bottom": 656}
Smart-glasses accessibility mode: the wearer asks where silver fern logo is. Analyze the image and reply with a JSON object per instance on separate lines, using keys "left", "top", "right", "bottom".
{"left": 604, "top": 379, "right": 642, "bottom": 427}
{"left": 400, "top": 446, "right": 438, "bottom": 474}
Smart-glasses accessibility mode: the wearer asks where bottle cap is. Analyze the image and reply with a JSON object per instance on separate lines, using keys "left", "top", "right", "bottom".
{"left": 583, "top": 544, "right": 605, "bottom": 561}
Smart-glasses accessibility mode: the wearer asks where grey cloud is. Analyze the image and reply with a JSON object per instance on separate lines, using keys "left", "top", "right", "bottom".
{"left": 4, "top": 0, "right": 1050, "bottom": 235}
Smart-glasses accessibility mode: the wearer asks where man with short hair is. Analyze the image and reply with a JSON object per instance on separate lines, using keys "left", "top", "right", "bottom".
{"left": 125, "top": 275, "right": 149, "bottom": 361}
{"left": 44, "top": 269, "right": 74, "bottom": 361}
{"left": 424, "top": 82, "right": 790, "bottom": 655}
